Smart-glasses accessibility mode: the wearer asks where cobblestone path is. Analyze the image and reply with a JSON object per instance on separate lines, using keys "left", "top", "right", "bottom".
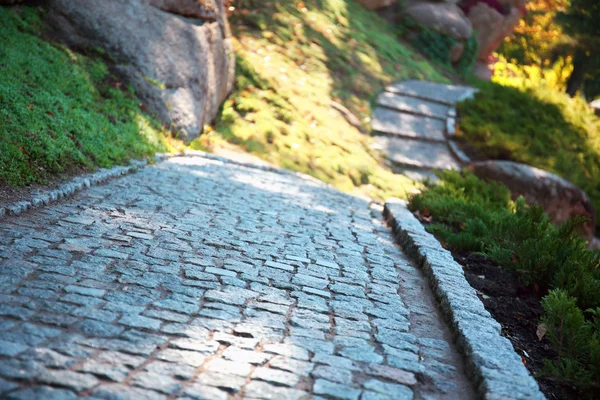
{"left": 0, "top": 156, "right": 474, "bottom": 399}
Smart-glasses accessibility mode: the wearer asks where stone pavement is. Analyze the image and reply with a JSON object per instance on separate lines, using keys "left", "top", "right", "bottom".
{"left": 0, "top": 155, "right": 475, "bottom": 399}
{"left": 371, "top": 80, "right": 476, "bottom": 180}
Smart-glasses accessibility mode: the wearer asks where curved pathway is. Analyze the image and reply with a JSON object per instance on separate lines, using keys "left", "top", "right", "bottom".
{"left": 0, "top": 155, "right": 474, "bottom": 399}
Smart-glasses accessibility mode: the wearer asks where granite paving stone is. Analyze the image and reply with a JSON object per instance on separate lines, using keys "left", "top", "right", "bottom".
{"left": 385, "top": 80, "right": 476, "bottom": 105}
{"left": 372, "top": 108, "right": 446, "bottom": 142}
{"left": 313, "top": 379, "right": 361, "bottom": 400}
{"left": 0, "top": 155, "right": 475, "bottom": 399}
{"left": 372, "top": 136, "right": 461, "bottom": 171}
{"left": 377, "top": 92, "right": 449, "bottom": 120}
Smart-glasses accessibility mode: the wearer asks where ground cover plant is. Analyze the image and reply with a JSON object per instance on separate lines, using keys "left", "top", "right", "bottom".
{"left": 397, "top": 16, "right": 478, "bottom": 78}
{"left": 455, "top": 79, "right": 600, "bottom": 222}
{"left": 197, "top": 0, "right": 446, "bottom": 201}
{"left": 409, "top": 171, "right": 600, "bottom": 397}
{"left": 0, "top": 6, "right": 181, "bottom": 187}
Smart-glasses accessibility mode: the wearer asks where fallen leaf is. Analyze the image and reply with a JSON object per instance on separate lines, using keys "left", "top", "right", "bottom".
{"left": 28, "top": 103, "right": 33, "bottom": 109}
{"left": 536, "top": 323, "right": 547, "bottom": 341}
{"left": 45, "top": 111, "right": 54, "bottom": 117}
{"left": 521, "top": 355, "right": 527, "bottom": 366}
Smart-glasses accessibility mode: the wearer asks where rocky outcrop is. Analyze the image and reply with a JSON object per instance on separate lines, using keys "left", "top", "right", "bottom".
{"left": 463, "top": 0, "right": 526, "bottom": 79}
{"left": 405, "top": 2, "right": 472, "bottom": 40}
{"left": 356, "top": 0, "right": 397, "bottom": 10}
{"left": 46, "top": 0, "right": 235, "bottom": 142}
{"left": 466, "top": 160, "right": 596, "bottom": 242}
{"left": 590, "top": 99, "right": 600, "bottom": 117}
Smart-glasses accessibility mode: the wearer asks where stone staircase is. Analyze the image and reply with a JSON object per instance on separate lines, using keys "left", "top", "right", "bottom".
{"left": 370, "top": 80, "right": 476, "bottom": 179}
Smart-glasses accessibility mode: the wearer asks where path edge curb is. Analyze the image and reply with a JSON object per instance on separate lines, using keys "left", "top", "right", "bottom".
{"left": 0, "top": 150, "right": 329, "bottom": 220}
{"left": 0, "top": 159, "right": 148, "bottom": 219}
{"left": 383, "top": 198, "right": 545, "bottom": 400}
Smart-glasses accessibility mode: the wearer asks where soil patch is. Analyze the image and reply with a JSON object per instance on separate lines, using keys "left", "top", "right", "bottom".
{"left": 452, "top": 251, "right": 584, "bottom": 400}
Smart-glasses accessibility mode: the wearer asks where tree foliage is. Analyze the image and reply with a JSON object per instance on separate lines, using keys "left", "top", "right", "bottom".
{"left": 556, "top": 0, "right": 600, "bottom": 98}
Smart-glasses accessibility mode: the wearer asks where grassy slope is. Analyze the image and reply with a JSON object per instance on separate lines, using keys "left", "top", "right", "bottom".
{"left": 0, "top": 7, "right": 181, "bottom": 186}
{"left": 457, "top": 80, "right": 600, "bottom": 220}
{"left": 195, "top": 0, "right": 447, "bottom": 200}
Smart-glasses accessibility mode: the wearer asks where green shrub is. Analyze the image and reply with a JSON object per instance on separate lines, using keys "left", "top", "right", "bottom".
{"left": 456, "top": 80, "right": 600, "bottom": 221}
{"left": 541, "top": 289, "right": 600, "bottom": 388}
{"left": 411, "top": 171, "right": 600, "bottom": 307}
{"left": 410, "top": 171, "right": 600, "bottom": 390}
{"left": 402, "top": 19, "right": 478, "bottom": 76}
{"left": 409, "top": 170, "right": 513, "bottom": 251}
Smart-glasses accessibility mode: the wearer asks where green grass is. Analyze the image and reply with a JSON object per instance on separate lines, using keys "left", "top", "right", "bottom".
{"left": 456, "top": 80, "right": 600, "bottom": 221}
{"left": 194, "top": 0, "right": 447, "bottom": 201}
{"left": 0, "top": 7, "right": 181, "bottom": 186}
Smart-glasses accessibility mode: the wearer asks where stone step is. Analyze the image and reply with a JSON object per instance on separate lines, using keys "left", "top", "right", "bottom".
{"left": 376, "top": 92, "right": 449, "bottom": 120}
{"left": 385, "top": 80, "right": 477, "bottom": 106}
{"left": 371, "top": 107, "right": 446, "bottom": 142}
{"left": 372, "top": 135, "right": 461, "bottom": 170}
{"left": 397, "top": 168, "right": 440, "bottom": 183}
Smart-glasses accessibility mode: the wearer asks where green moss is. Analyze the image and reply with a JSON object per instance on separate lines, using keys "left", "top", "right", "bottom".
{"left": 0, "top": 6, "right": 179, "bottom": 186}
{"left": 457, "top": 80, "right": 600, "bottom": 220}
{"left": 199, "top": 0, "right": 447, "bottom": 201}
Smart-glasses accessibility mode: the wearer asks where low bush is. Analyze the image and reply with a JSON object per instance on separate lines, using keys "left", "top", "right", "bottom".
{"left": 409, "top": 27, "right": 478, "bottom": 77}
{"left": 456, "top": 79, "right": 600, "bottom": 222}
{"left": 409, "top": 171, "right": 600, "bottom": 389}
{"left": 541, "top": 289, "right": 600, "bottom": 388}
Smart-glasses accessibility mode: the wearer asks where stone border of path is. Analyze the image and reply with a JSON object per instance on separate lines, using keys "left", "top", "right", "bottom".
{"left": 0, "top": 150, "right": 327, "bottom": 220}
{"left": 0, "top": 159, "right": 148, "bottom": 219}
{"left": 383, "top": 198, "right": 545, "bottom": 400}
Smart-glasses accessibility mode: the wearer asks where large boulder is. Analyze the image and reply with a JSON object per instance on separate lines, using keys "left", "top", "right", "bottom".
{"left": 46, "top": 0, "right": 235, "bottom": 142}
{"left": 356, "top": 0, "right": 397, "bottom": 11}
{"left": 405, "top": 2, "right": 472, "bottom": 40}
{"left": 466, "top": 161, "right": 596, "bottom": 242}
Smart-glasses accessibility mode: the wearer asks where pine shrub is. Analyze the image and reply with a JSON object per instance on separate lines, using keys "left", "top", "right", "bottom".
{"left": 409, "top": 171, "right": 600, "bottom": 390}
{"left": 541, "top": 290, "right": 600, "bottom": 388}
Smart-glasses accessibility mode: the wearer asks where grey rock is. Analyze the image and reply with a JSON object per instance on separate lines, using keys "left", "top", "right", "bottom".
{"left": 363, "top": 379, "right": 413, "bottom": 400}
{"left": 467, "top": 160, "right": 596, "bottom": 241}
{"left": 252, "top": 367, "right": 300, "bottom": 386}
{"left": 92, "top": 384, "right": 167, "bottom": 400}
{"left": 311, "top": 365, "right": 354, "bottom": 385}
{"left": 313, "top": 379, "right": 361, "bottom": 400}
{"left": 269, "top": 356, "right": 314, "bottom": 376}
{"left": 7, "top": 386, "right": 77, "bottom": 400}
{"left": 244, "top": 380, "right": 307, "bottom": 399}
{"left": 39, "top": 369, "right": 99, "bottom": 392}
{"left": 47, "top": 0, "right": 235, "bottom": 141}
{"left": 338, "top": 345, "right": 383, "bottom": 364}
{"left": 372, "top": 136, "right": 461, "bottom": 171}
{"left": 372, "top": 108, "right": 446, "bottom": 142}
{"left": 0, "top": 339, "right": 28, "bottom": 357}
{"left": 385, "top": 80, "right": 476, "bottom": 106}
